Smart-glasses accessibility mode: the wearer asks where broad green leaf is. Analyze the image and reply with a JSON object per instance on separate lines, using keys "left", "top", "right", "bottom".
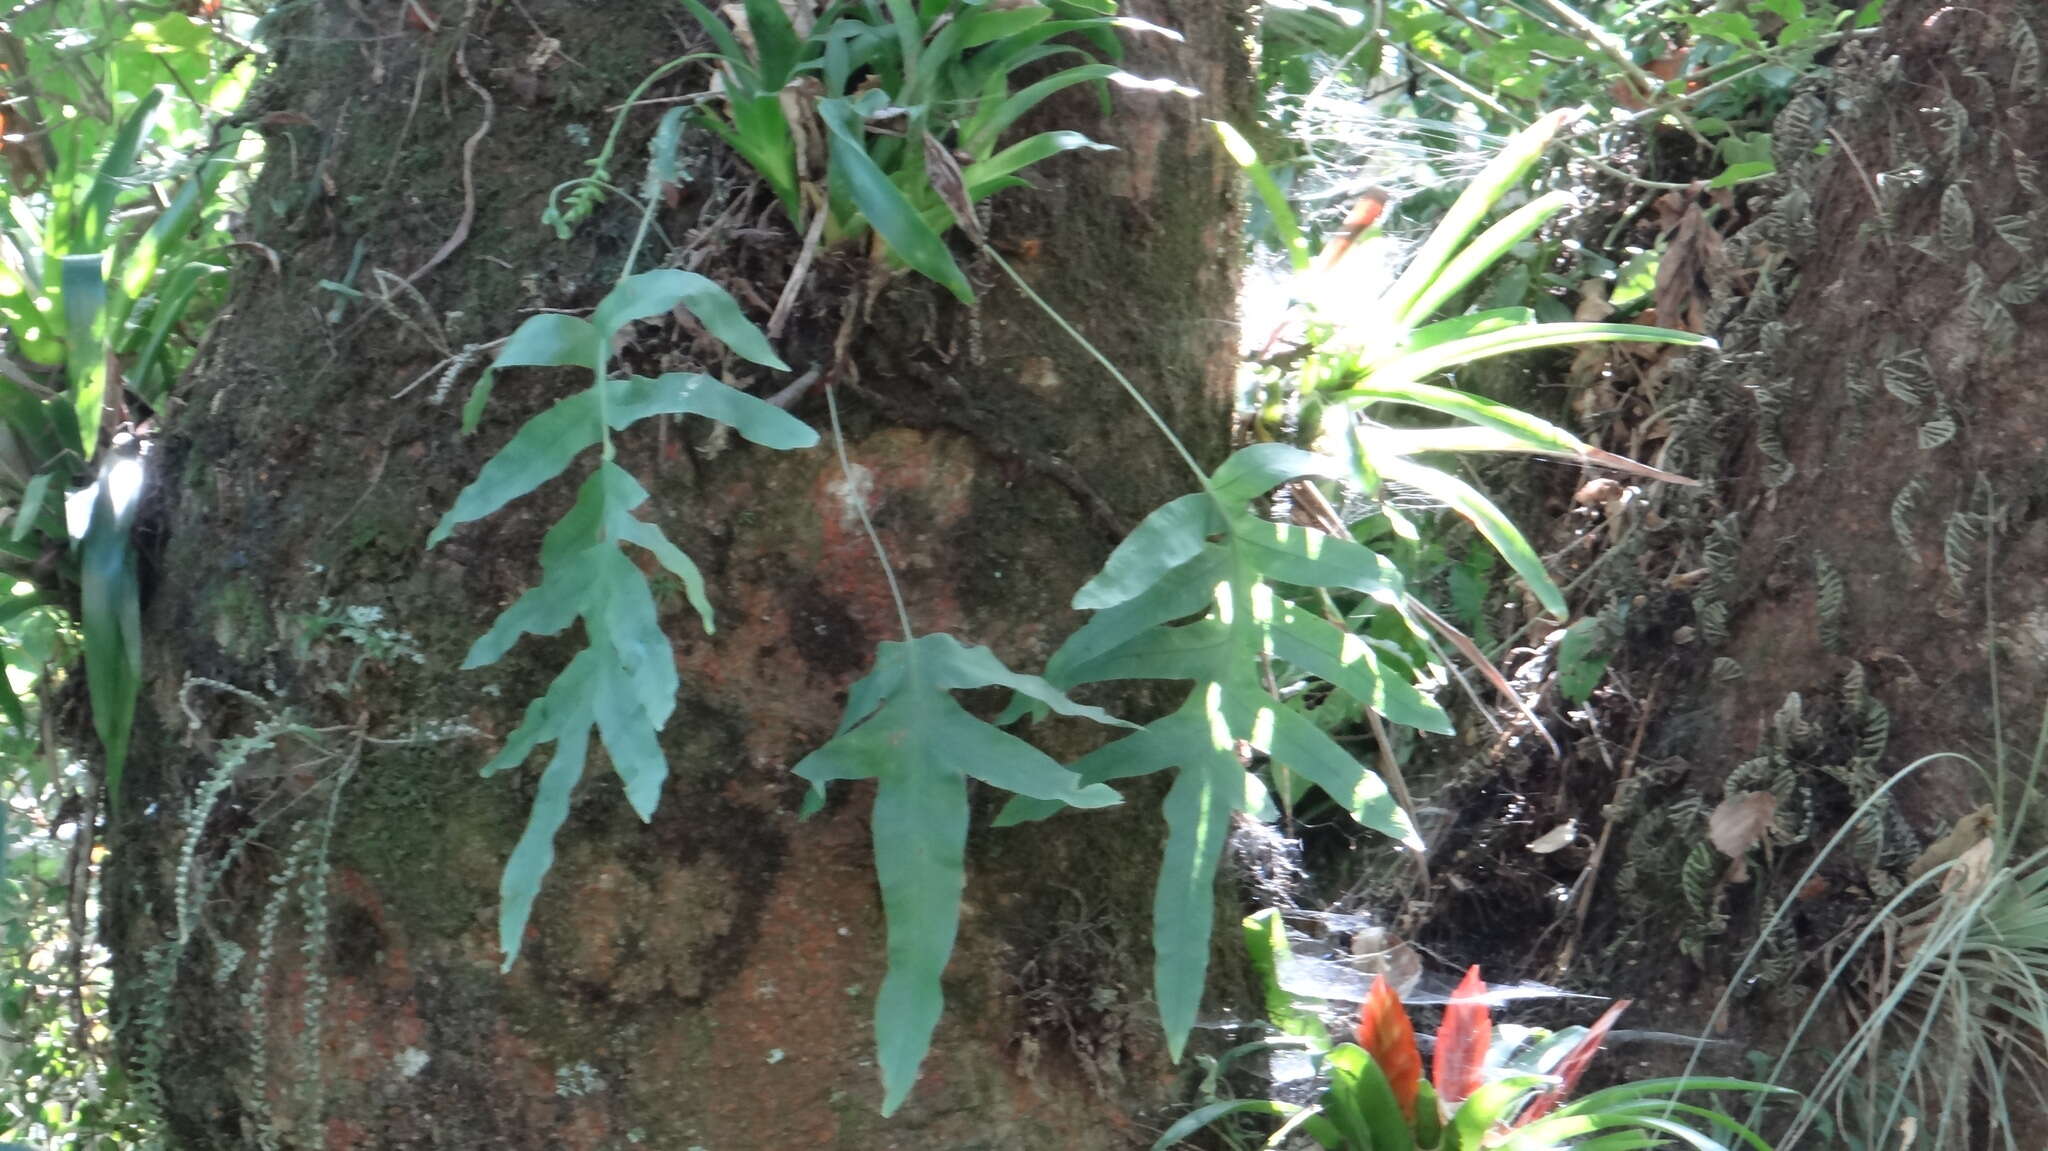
{"left": 1370, "top": 453, "right": 1566, "bottom": 618}
{"left": 1072, "top": 494, "right": 1223, "bottom": 610}
{"left": 1229, "top": 514, "right": 1405, "bottom": 602}
{"left": 742, "top": 0, "right": 803, "bottom": 85}
{"left": 490, "top": 651, "right": 595, "bottom": 969}
{"left": 1324, "top": 1045, "right": 1415, "bottom": 1151}
{"left": 118, "top": 148, "right": 230, "bottom": 302}
{"left": 1556, "top": 615, "right": 1615, "bottom": 702}
{"left": 1047, "top": 549, "right": 1231, "bottom": 682}
{"left": 1269, "top": 607, "right": 1451, "bottom": 734}
{"left": 817, "top": 98, "right": 973, "bottom": 302}
{"left": 460, "top": 313, "right": 599, "bottom": 434}
{"left": 1708, "top": 160, "right": 1776, "bottom": 189}
{"left": 1207, "top": 443, "right": 1348, "bottom": 506}
{"left": 592, "top": 269, "right": 788, "bottom": 370}
{"left": 797, "top": 633, "right": 1124, "bottom": 1115}
{"left": 432, "top": 373, "right": 816, "bottom": 544}
{"left": 11, "top": 474, "right": 51, "bottom": 544}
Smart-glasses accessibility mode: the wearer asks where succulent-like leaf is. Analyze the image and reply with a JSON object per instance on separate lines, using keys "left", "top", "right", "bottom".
{"left": 796, "top": 633, "right": 1126, "bottom": 1115}
{"left": 817, "top": 98, "right": 974, "bottom": 303}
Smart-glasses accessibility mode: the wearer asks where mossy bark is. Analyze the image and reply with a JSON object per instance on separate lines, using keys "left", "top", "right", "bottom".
{"left": 1433, "top": 0, "right": 2048, "bottom": 1136}
{"left": 109, "top": 2, "right": 1248, "bottom": 1146}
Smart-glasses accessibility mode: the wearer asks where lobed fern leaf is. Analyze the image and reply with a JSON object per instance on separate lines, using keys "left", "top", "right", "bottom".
{"left": 793, "top": 633, "right": 1126, "bottom": 1115}
{"left": 1010, "top": 444, "right": 1438, "bottom": 1060}
{"left": 431, "top": 270, "right": 818, "bottom": 971}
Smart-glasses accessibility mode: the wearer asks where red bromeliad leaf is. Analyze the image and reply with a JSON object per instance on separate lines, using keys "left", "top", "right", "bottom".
{"left": 1433, "top": 965, "right": 1492, "bottom": 1107}
{"left": 1356, "top": 974, "right": 1422, "bottom": 1119}
{"left": 1518, "top": 998, "right": 1632, "bottom": 1124}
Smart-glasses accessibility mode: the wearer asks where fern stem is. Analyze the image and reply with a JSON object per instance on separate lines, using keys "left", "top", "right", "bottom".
{"left": 827, "top": 384, "right": 916, "bottom": 643}
{"left": 983, "top": 247, "right": 1208, "bottom": 485}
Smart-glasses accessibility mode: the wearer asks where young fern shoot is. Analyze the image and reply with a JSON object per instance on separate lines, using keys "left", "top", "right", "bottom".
{"left": 430, "top": 271, "right": 816, "bottom": 970}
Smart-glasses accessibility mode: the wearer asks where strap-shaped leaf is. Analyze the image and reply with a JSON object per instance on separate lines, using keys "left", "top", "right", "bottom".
{"left": 796, "top": 633, "right": 1124, "bottom": 1115}
{"left": 1372, "top": 453, "right": 1566, "bottom": 619}
{"left": 961, "top": 130, "right": 1115, "bottom": 200}
{"left": 817, "top": 98, "right": 974, "bottom": 303}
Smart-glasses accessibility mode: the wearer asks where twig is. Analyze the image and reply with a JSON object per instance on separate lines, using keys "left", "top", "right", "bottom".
{"left": 768, "top": 201, "right": 828, "bottom": 339}
{"left": 1556, "top": 675, "right": 1660, "bottom": 970}
{"left": 405, "top": 4, "right": 493, "bottom": 286}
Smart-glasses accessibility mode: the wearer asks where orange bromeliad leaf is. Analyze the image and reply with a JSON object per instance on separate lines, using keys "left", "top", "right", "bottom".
{"left": 1433, "top": 965, "right": 1492, "bottom": 1107}
{"left": 1356, "top": 974, "right": 1422, "bottom": 1119}
{"left": 1519, "top": 998, "right": 1632, "bottom": 1124}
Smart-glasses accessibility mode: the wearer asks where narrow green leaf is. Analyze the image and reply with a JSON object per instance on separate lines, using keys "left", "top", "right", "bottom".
{"left": 60, "top": 254, "right": 109, "bottom": 459}
{"left": 11, "top": 474, "right": 51, "bottom": 544}
{"left": 961, "top": 130, "right": 1116, "bottom": 201}
{"left": 1348, "top": 323, "right": 1713, "bottom": 399}
{"left": 962, "top": 63, "right": 1122, "bottom": 157}
{"left": 1216, "top": 121, "right": 1310, "bottom": 273}
{"left": 78, "top": 452, "right": 143, "bottom": 806}
{"left": 1341, "top": 376, "right": 1592, "bottom": 455}
{"left": 1402, "top": 191, "right": 1573, "bottom": 324}
{"left": 77, "top": 88, "right": 164, "bottom": 252}
{"left": 1150, "top": 1099, "right": 1302, "bottom": 1151}
{"left": 495, "top": 670, "right": 594, "bottom": 969}
{"left": 1381, "top": 110, "right": 1570, "bottom": 330}
{"left": 1371, "top": 455, "right": 1566, "bottom": 618}
{"left": 817, "top": 98, "right": 974, "bottom": 302}
{"left": 127, "top": 261, "right": 226, "bottom": 404}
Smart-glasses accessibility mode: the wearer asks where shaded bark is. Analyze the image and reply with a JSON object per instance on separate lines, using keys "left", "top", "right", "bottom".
{"left": 109, "top": 2, "right": 1247, "bottom": 1146}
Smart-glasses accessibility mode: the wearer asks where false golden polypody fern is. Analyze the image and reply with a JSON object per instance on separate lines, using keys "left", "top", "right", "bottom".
{"left": 430, "top": 269, "right": 818, "bottom": 970}
{"left": 1005, "top": 443, "right": 1443, "bottom": 1061}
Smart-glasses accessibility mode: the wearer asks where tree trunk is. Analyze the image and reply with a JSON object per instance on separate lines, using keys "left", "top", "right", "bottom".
{"left": 1498, "top": 0, "right": 2048, "bottom": 1136}
{"left": 109, "top": 3, "right": 1247, "bottom": 1147}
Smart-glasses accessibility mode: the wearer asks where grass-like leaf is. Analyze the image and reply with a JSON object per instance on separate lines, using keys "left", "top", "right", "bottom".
{"left": 433, "top": 274, "right": 817, "bottom": 970}
{"left": 817, "top": 98, "right": 974, "bottom": 303}
{"left": 794, "top": 633, "right": 1127, "bottom": 1115}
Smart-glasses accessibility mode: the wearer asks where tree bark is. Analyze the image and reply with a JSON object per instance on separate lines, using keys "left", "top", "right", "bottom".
{"left": 1489, "top": 0, "right": 2048, "bottom": 1137}
{"left": 109, "top": 2, "right": 1247, "bottom": 1147}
